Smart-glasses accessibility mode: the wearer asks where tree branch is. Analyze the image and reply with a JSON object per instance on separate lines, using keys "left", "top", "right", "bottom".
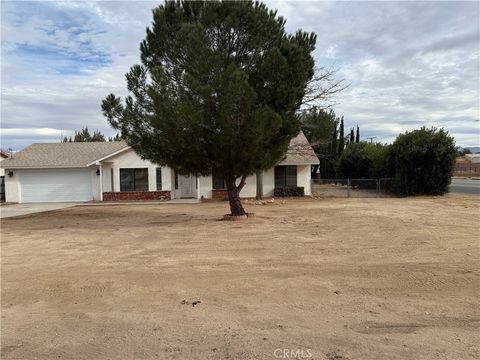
{"left": 301, "top": 66, "right": 349, "bottom": 109}
{"left": 237, "top": 175, "right": 247, "bottom": 191}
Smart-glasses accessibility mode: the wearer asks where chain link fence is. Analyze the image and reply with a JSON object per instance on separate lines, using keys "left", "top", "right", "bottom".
{"left": 312, "top": 178, "right": 395, "bottom": 198}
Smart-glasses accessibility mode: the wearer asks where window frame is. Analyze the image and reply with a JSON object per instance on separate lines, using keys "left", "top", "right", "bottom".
{"left": 119, "top": 168, "right": 149, "bottom": 192}
{"left": 274, "top": 165, "right": 297, "bottom": 188}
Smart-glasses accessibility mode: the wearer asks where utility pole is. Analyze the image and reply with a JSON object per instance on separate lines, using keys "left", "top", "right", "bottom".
{"left": 366, "top": 136, "right": 377, "bottom": 143}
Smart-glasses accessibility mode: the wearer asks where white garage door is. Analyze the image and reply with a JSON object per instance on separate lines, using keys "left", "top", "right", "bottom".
{"left": 20, "top": 169, "right": 93, "bottom": 203}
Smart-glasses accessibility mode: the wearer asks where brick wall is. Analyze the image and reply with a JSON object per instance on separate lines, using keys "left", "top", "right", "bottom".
{"left": 212, "top": 189, "right": 228, "bottom": 200}
{"left": 103, "top": 191, "right": 171, "bottom": 201}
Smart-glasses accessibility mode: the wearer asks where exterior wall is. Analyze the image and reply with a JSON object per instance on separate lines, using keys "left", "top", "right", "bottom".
{"left": 198, "top": 166, "right": 312, "bottom": 199}
{"left": 102, "top": 163, "right": 113, "bottom": 192}
{"left": 240, "top": 174, "right": 257, "bottom": 198}
{"left": 0, "top": 156, "right": 6, "bottom": 177}
{"left": 297, "top": 165, "right": 312, "bottom": 196}
{"left": 161, "top": 166, "right": 172, "bottom": 192}
{"left": 103, "top": 191, "right": 170, "bottom": 201}
{"left": 199, "top": 173, "right": 256, "bottom": 199}
{"left": 198, "top": 174, "right": 213, "bottom": 199}
{"left": 103, "top": 149, "right": 172, "bottom": 193}
{"left": 4, "top": 170, "right": 20, "bottom": 203}
{"left": 263, "top": 168, "right": 275, "bottom": 197}
{"left": 90, "top": 165, "right": 101, "bottom": 200}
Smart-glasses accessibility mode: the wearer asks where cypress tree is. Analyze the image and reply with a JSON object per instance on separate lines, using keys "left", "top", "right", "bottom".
{"left": 338, "top": 117, "right": 345, "bottom": 157}
{"left": 331, "top": 120, "right": 338, "bottom": 159}
{"left": 356, "top": 125, "right": 360, "bottom": 143}
{"left": 349, "top": 128, "right": 354, "bottom": 144}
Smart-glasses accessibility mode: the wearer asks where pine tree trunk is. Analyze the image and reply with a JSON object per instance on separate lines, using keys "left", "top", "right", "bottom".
{"left": 226, "top": 177, "right": 247, "bottom": 216}
{"left": 256, "top": 171, "right": 263, "bottom": 200}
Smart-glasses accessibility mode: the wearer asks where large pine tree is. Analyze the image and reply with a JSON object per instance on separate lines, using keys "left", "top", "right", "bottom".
{"left": 102, "top": 1, "right": 316, "bottom": 216}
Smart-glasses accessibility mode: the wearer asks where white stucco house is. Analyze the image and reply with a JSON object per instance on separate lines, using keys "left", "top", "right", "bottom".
{"left": 0, "top": 150, "right": 10, "bottom": 177}
{"left": 1, "top": 132, "right": 319, "bottom": 203}
{"left": 1, "top": 150, "right": 10, "bottom": 202}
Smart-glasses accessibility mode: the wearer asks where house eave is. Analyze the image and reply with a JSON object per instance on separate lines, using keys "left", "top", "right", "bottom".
{"left": 277, "top": 162, "right": 319, "bottom": 166}
{"left": 86, "top": 146, "right": 131, "bottom": 166}
{"left": 0, "top": 165, "right": 91, "bottom": 170}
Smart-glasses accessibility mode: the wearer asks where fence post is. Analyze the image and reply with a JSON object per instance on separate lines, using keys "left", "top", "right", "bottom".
{"left": 377, "top": 179, "right": 380, "bottom": 197}
{"left": 347, "top": 179, "right": 351, "bottom": 198}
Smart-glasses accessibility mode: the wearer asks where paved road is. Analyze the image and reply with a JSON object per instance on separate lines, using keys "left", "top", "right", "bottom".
{"left": 0, "top": 203, "right": 77, "bottom": 219}
{"left": 449, "top": 178, "right": 480, "bottom": 196}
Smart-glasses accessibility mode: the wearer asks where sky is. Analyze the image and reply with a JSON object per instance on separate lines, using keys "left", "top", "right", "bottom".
{"left": 1, "top": 0, "right": 479, "bottom": 151}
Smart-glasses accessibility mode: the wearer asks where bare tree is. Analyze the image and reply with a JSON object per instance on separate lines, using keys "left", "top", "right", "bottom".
{"left": 302, "top": 66, "right": 349, "bottom": 109}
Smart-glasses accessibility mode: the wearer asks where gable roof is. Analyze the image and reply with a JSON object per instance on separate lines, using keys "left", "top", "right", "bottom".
{"left": 278, "top": 131, "right": 320, "bottom": 165}
{"left": 1, "top": 132, "right": 319, "bottom": 169}
{"left": 0, "top": 141, "right": 129, "bottom": 169}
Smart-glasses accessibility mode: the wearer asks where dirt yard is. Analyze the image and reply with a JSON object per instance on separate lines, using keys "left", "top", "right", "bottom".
{"left": 1, "top": 197, "right": 479, "bottom": 359}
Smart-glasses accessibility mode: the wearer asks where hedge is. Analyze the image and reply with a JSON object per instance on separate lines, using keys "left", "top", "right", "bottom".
{"left": 274, "top": 186, "right": 305, "bottom": 197}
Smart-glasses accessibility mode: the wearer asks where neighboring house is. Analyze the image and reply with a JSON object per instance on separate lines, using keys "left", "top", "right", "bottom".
{"left": 0, "top": 150, "right": 10, "bottom": 176}
{"left": 0, "top": 132, "right": 319, "bottom": 203}
{"left": 1, "top": 151, "right": 10, "bottom": 202}
{"left": 465, "top": 154, "right": 480, "bottom": 163}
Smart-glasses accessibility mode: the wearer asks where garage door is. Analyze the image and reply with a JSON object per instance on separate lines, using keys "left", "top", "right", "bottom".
{"left": 20, "top": 169, "right": 93, "bottom": 203}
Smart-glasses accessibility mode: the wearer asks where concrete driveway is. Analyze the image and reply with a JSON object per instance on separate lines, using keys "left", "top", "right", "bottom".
{"left": 0, "top": 203, "right": 78, "bottom": 219}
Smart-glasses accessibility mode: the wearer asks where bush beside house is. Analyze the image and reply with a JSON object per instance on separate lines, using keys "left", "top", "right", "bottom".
{"left": 389, "top": 127, "right": 456, "bottom": 196}
{"left": 333, "top": 127, "right": 456, "bottom": 196}
{"left": 274, "top": 186, "right": 305, "bottom": 197}
{"left": 337, "top": 142, "right": 391, "bottom": 180}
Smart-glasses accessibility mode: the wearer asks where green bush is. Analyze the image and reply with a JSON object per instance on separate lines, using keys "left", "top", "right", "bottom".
{"left": 274, "top": 186, "right": 305, "bottom": 197}
{"left": 389, "top": 127, "right": 456, "bottom": 196}
{"left": 337, "top": 142, "right": 391, "bottom": 179}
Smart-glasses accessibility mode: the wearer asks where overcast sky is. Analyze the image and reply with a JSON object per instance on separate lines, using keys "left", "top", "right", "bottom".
{"left": 1, "top": 0, "right": 479, "bottom": 150}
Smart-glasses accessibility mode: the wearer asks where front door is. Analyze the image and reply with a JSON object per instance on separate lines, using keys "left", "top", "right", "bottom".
{"left": 178, "top": 174, "right": 196, "bottom": 198}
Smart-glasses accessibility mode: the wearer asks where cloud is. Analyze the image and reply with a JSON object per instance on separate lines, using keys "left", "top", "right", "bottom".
{"left": 1, "top": 1, "right": 479, "bottom": 150}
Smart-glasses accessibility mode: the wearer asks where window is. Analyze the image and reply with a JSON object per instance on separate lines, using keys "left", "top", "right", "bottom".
{"left": 156, "top": 168, "right": 162, "bottom": 190}
{"left": 274, "top": 166, "right": 297, "bottom": 187}
{"left": 212, "top": 168, "right": 226, "bottom": 189}
{"left": 120, "top": 168, "right": 148, "bottom": 191}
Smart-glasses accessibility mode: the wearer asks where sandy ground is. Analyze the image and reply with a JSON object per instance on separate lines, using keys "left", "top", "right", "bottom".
{"left": 1, "top": 197, "right": 479, "bottom": 360}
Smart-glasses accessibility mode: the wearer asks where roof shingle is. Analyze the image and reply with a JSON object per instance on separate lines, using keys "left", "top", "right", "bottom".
{"left": 278, "top": 131, "right": 320, "bottom": 165}
{"left": 1, "top": 132, "right": 319, "bottom": 169}
{"left": 0, "top": 141, "right": 129, "bottom": 168}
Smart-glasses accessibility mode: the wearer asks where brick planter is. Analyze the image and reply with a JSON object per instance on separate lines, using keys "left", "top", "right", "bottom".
{"left": 222, "top": 212, "right": 256, "bottom": 221}
{"left": 103, "top": 191, "right": 171, "bottom": 201}
{"left": 212, "top": 189, "right": 228, "bottom": 200}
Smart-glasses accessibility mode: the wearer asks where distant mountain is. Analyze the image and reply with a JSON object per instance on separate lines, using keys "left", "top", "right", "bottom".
{"left": 466, "top": 147, "right": 480, "bottom": 154}
{"left": 458, "top": 146, "right": 480, "bottom": 154}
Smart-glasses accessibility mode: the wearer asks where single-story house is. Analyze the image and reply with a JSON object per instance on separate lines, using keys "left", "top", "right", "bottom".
{"left": 1, "top": 132, "right": 319, "bottom": 203}
{"left": 1, "top": 150, "right": 10, "bottom": 202}
{"left": 465, "top": 154, "right": 480, "bottom": 163}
